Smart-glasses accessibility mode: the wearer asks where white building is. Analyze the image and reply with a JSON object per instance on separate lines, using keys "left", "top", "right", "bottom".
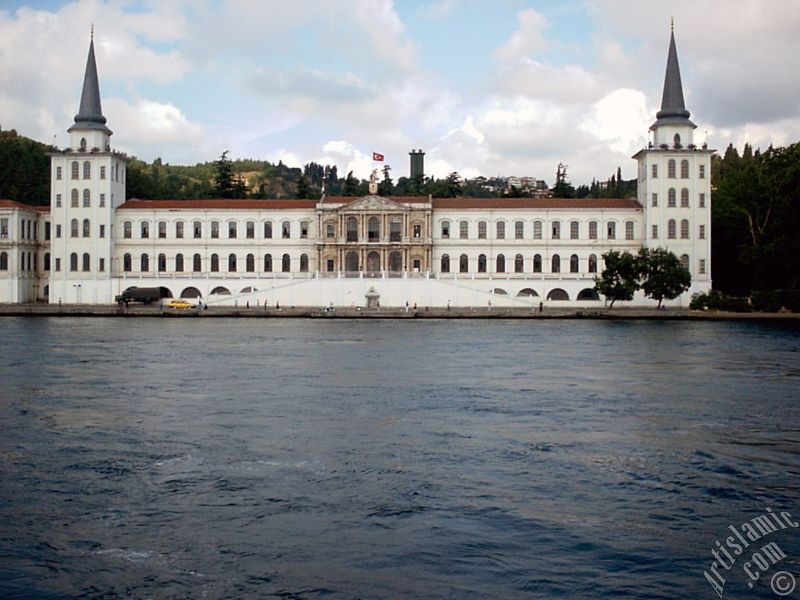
{"left": 0, "top": 30, "right": 712, "bottom": 308}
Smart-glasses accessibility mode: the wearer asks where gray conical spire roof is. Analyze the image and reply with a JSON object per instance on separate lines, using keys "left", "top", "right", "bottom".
{"left": 652, "top": 29, "right": 694, "bottom": 129}
{"left": 69, "top": 35, "right": 111, "bottom": 134}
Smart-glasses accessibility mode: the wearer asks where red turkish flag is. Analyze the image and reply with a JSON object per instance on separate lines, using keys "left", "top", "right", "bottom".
{"left": 372, "top": 152, "right": 384, "bottom": 161}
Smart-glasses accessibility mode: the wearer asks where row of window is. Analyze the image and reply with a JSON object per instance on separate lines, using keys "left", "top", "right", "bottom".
{"left": 64, "top": 219, "right": 106, "bottom": 239}
{"left": 440, "top": 219, "right": 637, "bottom": 241}
{"left": 651, "top": 160, "right": 706, "bottom": 179}
{"left": 118, "top": 252, "right": 308, "bottom": 274}
{"left": 652, "top": 220, "right": 704, "bottom": 240}
{"left": 56, "top": 160, "right": 123, "bottom": 183}
{"left": 0, "top": 251, "right": 40, "bottom": 272}
{"left": 651, "top": 189, "right": 706, "bottom": 208}
{"left": 122, "top": 219, "right": 307, "bottom": 240}
{"left": 440, "top": 253, "right": 599, "bottom": 275}
{"left": 55, "top": 189, "right": 107, "bottom": 209}
{"left": 1, "top": 218, "right": 39, "bottom": 241}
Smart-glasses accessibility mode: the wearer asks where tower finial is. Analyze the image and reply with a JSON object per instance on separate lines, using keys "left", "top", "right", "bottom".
{"left": 91, "top": 23, "right": 94, "bottom": 40}
{"left": 670, "top": 17, "right": 674, "bottom": 33}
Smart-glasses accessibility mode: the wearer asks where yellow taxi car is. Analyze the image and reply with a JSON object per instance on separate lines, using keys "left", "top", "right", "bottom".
{"left": 167, "top": 299, "right": 194, "bottom": 310}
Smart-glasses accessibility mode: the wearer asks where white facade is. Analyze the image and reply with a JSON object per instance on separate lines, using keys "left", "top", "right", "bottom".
{"left": 0, "top": 31, "right": 713, "bottom": 308}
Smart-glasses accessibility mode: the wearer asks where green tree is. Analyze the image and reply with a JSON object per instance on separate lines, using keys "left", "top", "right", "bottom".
{"left": 378, "top": 164, "right": 394, "bottom": 196}
{"left": 295, "top": 174, "right": 317, "bottom": 199}
{"left": 594, "top": 250, "right": 640, "bottom": 307}
{"left": 552, "top": 163, "right": 575, "bottom": 198}
{"left": 342, "top": 171, "right": 361, "bottom": 196}
{"left": 214, "top": 150, "right": 246, "bottom": 198}
{"left": 638, "top": 247, "right": 691, "bottom": 308}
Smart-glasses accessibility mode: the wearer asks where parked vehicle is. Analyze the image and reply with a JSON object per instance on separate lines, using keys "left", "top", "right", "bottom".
{"left": 115, "top": 287, "right": 168, "bottom": 305}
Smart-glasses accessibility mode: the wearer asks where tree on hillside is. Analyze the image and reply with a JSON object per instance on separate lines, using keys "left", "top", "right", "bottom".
{"left": 638, "top": 247, "right": 691, "bottom": 308}
{"left": 0, "top": 129, "right": 50, "bottom": 204}
{"left": 378, "top": 164, "right": 394, "bottom": 196}
{"left": 552, "top": 163, "right": 575, "bottom": 198}
{"left": 214, "top": 151, "right": 246, "bottom": 198}
{"left": 594, "top": 250, "right": 640, "bottom": 307}
{"left": 342, "top": 171, "right": 361, "bottom": 196}
{"left": 295, "top": 174, "right": 317, "bottom": 199}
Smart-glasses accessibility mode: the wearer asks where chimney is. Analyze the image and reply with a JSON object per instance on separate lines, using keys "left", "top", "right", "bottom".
{"left": 409, "top": 149, "right": 425, "bottom": 179}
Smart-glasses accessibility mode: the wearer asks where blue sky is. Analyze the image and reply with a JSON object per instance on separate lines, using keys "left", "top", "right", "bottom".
{"left": 2, "top": 0, "right": 800, "bottom": 186}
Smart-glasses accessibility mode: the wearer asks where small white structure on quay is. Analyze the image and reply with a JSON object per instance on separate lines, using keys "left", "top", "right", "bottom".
{"left": 0, "top": 30, "right": 712, "bottom": 308}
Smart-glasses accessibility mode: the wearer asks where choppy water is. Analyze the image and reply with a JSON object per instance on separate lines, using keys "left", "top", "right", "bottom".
{"left": 1, "top": 317, "right": 799, "bottom": 599}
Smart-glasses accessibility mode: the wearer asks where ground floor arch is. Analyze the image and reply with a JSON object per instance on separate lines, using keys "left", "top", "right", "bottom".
{"left": 517, "top": 288, "right": 539, "bottom": 297}
{"left": 180, "top": 286, "right": 202, "bottom": 299}
{"left": 577, "top": 288, "right": 600, "bottom": 301}
{"left": 547, "top": 288, "right": 569, "bottom": 301}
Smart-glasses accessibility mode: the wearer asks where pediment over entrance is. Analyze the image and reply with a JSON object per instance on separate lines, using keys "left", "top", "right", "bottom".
{"left": 339, "top": 195, "right": 410, "bottom": 212}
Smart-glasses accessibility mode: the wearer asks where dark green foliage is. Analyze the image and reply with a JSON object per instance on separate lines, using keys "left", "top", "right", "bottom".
{"left": 690, "top": 290, "right": 751, "bottom": 312}
{"left": 637, "top": 247, "right": 691, "bottom": 308}
{"left": 377, "top": 164, "right": 394, "bottom": 196}
{"left": 342, "top": 171, "right": 361, "bottom": 196}
{"left": 214, "top": 151, "right": 247, "bottom": 198}
{"left": 594, "top": 250, "right": 640, "bottom": 307}
{"left": 0, "top": 129, "right": 51, "bottom": 205}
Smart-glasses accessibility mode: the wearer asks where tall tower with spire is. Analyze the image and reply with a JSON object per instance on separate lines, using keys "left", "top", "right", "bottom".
{"left": 633, "top": 26, "right": 713, "bottom": 299}
{"left": 49, "top": 31, "right": 127, "bottom": 304}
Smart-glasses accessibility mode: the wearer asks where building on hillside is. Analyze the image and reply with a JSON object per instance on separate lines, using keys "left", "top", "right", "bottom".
{"left": 0, "top": 29, "right": 712, "bottom": 308}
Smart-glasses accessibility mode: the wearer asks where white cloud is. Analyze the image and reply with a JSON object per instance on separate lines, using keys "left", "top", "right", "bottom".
{"left": 494, "top": 9, "right": 549, "bottom": 63}
{"left": 580, "top": 88, "right": 651, "bottom": 154}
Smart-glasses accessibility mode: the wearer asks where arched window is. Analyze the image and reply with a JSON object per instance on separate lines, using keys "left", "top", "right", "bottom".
{"left": 680, "top": 254, "right": 690, "bottom": 270}
{"left": 478, "top": 221, "right": 487, "bottom": 239}
{"left": 674, "top": 133, "right": 681, "bottom": 147}
{"left": 264, "top": 253, "right": 273, "bottom": 272}
{"left": 71, "top": 161, "right": 79, "bottom": 180}
{"left": 496, "top": 254, "right": 505, "bottom": 273}
{"left": 175, "top": 254, "right": 184, "bottom": 272}
{"left": 391, "top": 252, "right": 404, "bottom": 272}
{"left": 282, "top": 253, "right": 291, "bottom": 272}
{"left": 80, "top": 138, "right": 87, "bottom": 151}
{"left": 194, "top": 221, "right": 202, "bottom": 238}
{"left": 514, "top": 254, "right": 523, "bottom": 273}
{"left": 228, "top": 221, "right": 237, "bottom": 239}
{"left": 551, "top": 221, "right": 561, "bottom": 239}
{"left": 680, "top": 159, "right": 689, "bottom": 178}
{"left": 70, "top": 219, "right": 79, "bottom": 238}
{"left": 158, "top": 221, "right": 167, "bottom": 238}
{"left": 459, "top": 254, "right": 468, "bottom": 273}
{"left": 460, "top": 221, "right": 469, "bottom": 239}
{"left": 496, "top": 221, "right": 505, "bottom": 239}
{"left": 71, "top": 189, "right": 79, "bottom": 207}
{"left": 369, "top": 217, "right": 381, "bottom": 241}
{"left": 570, "top": 254, "right": 579, "bottom": 273}
{"left": 83, "top": 189, "right": 90, "bottom": 207}
{"left": 246, "top": 253, "right": 255, "bottom": 272}
{"left": 228, "top": 254, "right": 237, "bottom": 272}
{"left": 607, "top": 222, "right": 616, "bottom": 240}
{"left": 345, "top": 251, "right": 358, "bottom": 272}
{"left": 441, "top": 254, "right": 450, "bottom": 273}
{"left": 141, "top": 221, "right": 149, "bottom": 238}
{"left": 176, "top": 221, "right": 184, "bottom": 238}
{"left": 282, "top": 221, "right": 290, "bottom": 239}
{"left": 70, "top": 253, "right": 78, "bottom": 271}
{"left": 681, "top": 188, "right": 689, "bottom": 207}
{"left": 668, "top": 159, "right": 676, "bottom": 178}
{"left": 300, "top": 254, "right": 309, "bottom": 272}
{"left": 141, "top": 254, "right": 149, "bottom": 272}
{"left": 82, "top": 253, "right": 90, "bottom": 272}
{"left": 123, "top": 253, "right": 131, "bottom": 272}
{"left": 533, "top": 221, "right": 543, "bottom": 239}
{"left": 570, "top": 221, "right": 579, "bottom": 240}
{"left": 123, "top": 221, "right": 132, "bottom": 238}
{"left": 44, "top": 253, "right": 50, "bottom": 271}
{"left": 668, "top": 219, "right": 677, "bottom": 239}
{"left": 681, "top": 219, "right": 690, "bottom": 239}
{"left": 589, "top": 221, "right": 598, "bottom": 240}
{"left": 0, "top": 251, "right": 8, "bottom": 270}
{"left": 210, "top": 221, "right": 219, "bottom": 239}
{"left": 533, "top": 254, "right": 542, "bottom": 273}
{"left": 515, "top": 221, "right": 524, "bottom": 239}
{"left": 478, "top": 254, "right": 487, "bottom": 273}
{"left": 366, "top": 251, "right": 380, "bottom": 272}
{"left": 668, "top": 188, "right": 676, "bottom": 207}
{"left": 82, "top": 219, "right": 90, "bottom": 237}
{"left": 210, "top": 254, "right": 219, "bottom": 272}
{"left": 588, "top": 254, "right": 598, "bottom": 273}
{"left": 551, "top": 254, "right": 561, "bottom": 273}
{"left": 346, "top": 216, "right": 358, "bottom": 242}
{"left": 83, "top": 161, "right": 91, "bottom": 179}
{"left": 193, "top": 254, "right": 202, "bottom": 272}
{"left": 158, "top": 253, "right": 167, "bottom": 272}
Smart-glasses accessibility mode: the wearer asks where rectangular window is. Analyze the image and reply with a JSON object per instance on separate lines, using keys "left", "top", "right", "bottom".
{"left": 56, "top": 194, "right": 62, "bottom": 207}
{"left": 625, "top": 221, "right": 634, "bottom": 240}
{"left": 194, "top": 221, "right": 202, "bottom": 238}
{"left": 55, "top": 257, "right": 61, "bottom": 271}
{"left": 211, "top": 222, "right": 219, "bottom": 238}
{"left": 176, "top": 222, "right": 184, "bottom": 238}
{"left": 699, "top": 224, "right": 705, "bottom": 239}
{"left": 100, "top": 166, "right": 106, "bottom": 179}
{"left": 246, "top": 222, "right": 255, "bottom": 239}
{"left": 300, "top": 221, "right": 309, "bottom": 238}
{"left": 651, "top": 164, "right": 658, "bottom": 178}
{"left": 652, "top": 193, "right": 658, "bottom": 207}
{"left": 264, "top": 221, "right": 273, "bottom": 238}
{"left": 699, "top": 193, "right": 706, "bottom": 208}
{"left": 56, "top": 166, "right": 62, "bottom": 180}
{"left": 588, "top": 221, "right": 597, "bottom": 240}
{"left": 607, "top": 222, "right": 616, "bottom": 240}
{"left": 141, "top": 222, "right": 149, "bottom": 238}
{"left": 442, "top": 222, "right": 450, "bottom": 238}
{"left": 326, "top": 223, "right": 335, "bottom": 239}
{"left": 228, "top": 222, "right": 237, "bottom": 239}
{"left": 45, "top": 222, "right": 51, "bottom": 240}
{"left": 99, "top": 193, "right": 105, "bottom": 207}
{"left": 158, "top": 221, "right": 167, "bottom": 238}
{"left": 699, "top": 259, "right": 706, "bottom": 274}
{"left": 413, "top": 224, "right": 421, "bottom": 238}
{"left": 652, "top": 224, "right": 658, "bottom": 239}
{"left": 515, "top": 221, "right": 523, "bottom": 239}
{"left": 0, "top": 218, "right": 7, "bottom": 238}
{"left": 570, "top": 221, "right": 579, "bottom": 240}
{"left": 390, "top": 219, "right": 402, "bottom": 242}
{"left": 123, "top": 222, "right": 131, "bottom": 238}
{"left": 478, "top": 221, "right": 487, "bottom": 239}
{"left": 533, "top": 221, "right": 542, "bottom": 240}
{"left": 99, "top": 224, "right": 105, "bottom": 238}
{"left": 699, "top": 164, "right": 706, "bottom": 179}
{"left": 551, "top": 222, "right": 560, "bottom": 240}
{"left": 99, "top": 258, "right": 105, "bottom": 272}
{"left": 56, "top": 224, "right": 62, "bottom": 238}
{"left": 282, "top": 222, "right": 290, "bottom": 238}
{"left": 496, "top": 222, "right": 504, "bottom": 239}
{"left": 460, "top": 221, "right": 469, "bottom": 239}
